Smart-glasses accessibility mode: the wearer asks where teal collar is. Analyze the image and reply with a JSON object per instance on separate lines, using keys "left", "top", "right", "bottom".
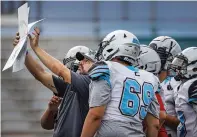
{"left": 127, "top": 66, "right": 139, "bottom": 72}
{"left": 163, "top": 76, "right": 172, "bottom": 84}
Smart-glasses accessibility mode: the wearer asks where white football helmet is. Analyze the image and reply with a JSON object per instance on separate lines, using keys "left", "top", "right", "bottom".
{"left": 63, "top": 46, "right": 89, "bottom": 71}
{"left": 136, "top": 46, "right": 161, "bottom": 74}
{"left": 95, "top": 30, "right": 140, "bottom": 65}
{"left": 168, "top": 47, "right": 197, "bottom": 79}
{"left": 76, "top": 49, "right": 97, "bottom": 62}
{"left": 149, "top": 36, "right": 182, "bottom": 71}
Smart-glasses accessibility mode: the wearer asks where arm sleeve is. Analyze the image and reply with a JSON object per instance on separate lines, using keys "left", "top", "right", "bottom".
{"left": 70, "top": 71, "right": 91, "bottom": 101}
{"left": 89, "top": 80, "right": 111, "bottom": 108}
{"left": 52, "top": 75, "right": 70, "bottom": 97}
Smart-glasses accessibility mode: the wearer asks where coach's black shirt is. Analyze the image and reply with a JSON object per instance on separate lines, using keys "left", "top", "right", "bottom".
{"left": 52, "top": 71, "right": 90, "bottom": 137}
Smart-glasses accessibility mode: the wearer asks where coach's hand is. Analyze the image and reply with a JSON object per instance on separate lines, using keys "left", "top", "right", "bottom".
{"left": 48, "top": 96, "right": 62, "bottom": 112}
{"left": 28, "top": 27, "right": 40, "bottom": 50}
{"left": 13, "top": 32, "right": 20, "bottom": 47}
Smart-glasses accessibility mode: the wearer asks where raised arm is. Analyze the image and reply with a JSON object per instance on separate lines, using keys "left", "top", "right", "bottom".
{"left": 28, "top": 27, "right": 71, "bottom": 84}
{"left": 13, "top": 32, "right": 58, "bottom": 94}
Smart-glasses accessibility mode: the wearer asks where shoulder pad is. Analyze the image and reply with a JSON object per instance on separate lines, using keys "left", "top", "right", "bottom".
{"left": 89, "top": 61, "right": 109, "bottom": 80}
{"left": 88, "top": 62, "right": 111, "bottom": 87}
{"left": 188, "top": 80, "right": 197, "bottom": 104}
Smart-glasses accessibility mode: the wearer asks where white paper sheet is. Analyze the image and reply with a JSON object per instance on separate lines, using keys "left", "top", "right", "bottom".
{"left": 2, "top": 2, "right": 44, "bottom": 72}
{"left": 18, "top": 3, "right": 28, "bottom": 39}
{"left": 2, "top": 37, "right": 27, "bottom": 71}
{"left": 13, "top": 4, "right": 29, "bottom": 72}
{"left": 28, "top": 18, "right": 45, "bottom": 32}
{"left": 13, "top": 41, "right": 27, "bottom": 72}
{"left": 12, "top": 18, "right": 45, "bottom": 72}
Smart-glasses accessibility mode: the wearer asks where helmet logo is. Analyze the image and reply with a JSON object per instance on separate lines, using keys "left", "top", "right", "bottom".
{"left": 124, "top": 57, "right": 133, "bottom": 63}
{"left": 132, "top": 38, "right": 140, "bottom": 45}
{"left": 124, "top": 34, "right": 127, "bottom": 38}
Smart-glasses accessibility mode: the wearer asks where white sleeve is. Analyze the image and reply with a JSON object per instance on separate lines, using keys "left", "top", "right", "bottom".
{"left": 89, "top": 80, "right": 111, "bottom": 108}
{"left": 147, "top": 93, "right": 160, "bottom": 119}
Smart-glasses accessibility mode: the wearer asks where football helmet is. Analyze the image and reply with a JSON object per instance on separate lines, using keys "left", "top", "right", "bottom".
{"left": 168, "top": 47, "right": 197, "bottom": 79}
{"left": 149, "top": 36, "right": 182, "bottom": 71}
{"left": 136, "top": 46, "right": 161, "bottom": 74}
{"left": 63, "top": 46, "right": 89, "bottom": 72}
{"left": 95, "top": 30, "right": 140, "bottom": 65}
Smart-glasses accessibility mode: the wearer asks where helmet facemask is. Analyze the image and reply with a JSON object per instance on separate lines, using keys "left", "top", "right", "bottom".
{"left": 95, "top": 35, "right": 115, "bottom": 61}
{"left": 63, "top": 57, "right": 79, "bottom": 72}
{"left": 70, "top": 61, "right": 79, "bottom": 72}
{"left": 167, "top": 54, "right": 188, "bottom": 78}
{"left": 150, "top": 41, "right": 174, "bottom": 71}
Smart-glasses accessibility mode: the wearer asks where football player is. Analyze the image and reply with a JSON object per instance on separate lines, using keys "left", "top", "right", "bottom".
{"left": 136, "top": 46, "right": 168, "bottom": 137}
{"left": 168, "top": 47, "right": 197, "bottom": 137}
{"left": 81, "top": 30, "right": 160, "bottom": 137}
{"left": 149, "top": 36, "right": 182, "bottom": 137}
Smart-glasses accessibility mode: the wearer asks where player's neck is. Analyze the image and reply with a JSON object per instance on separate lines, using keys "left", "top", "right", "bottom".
{"left": 159, "top": 71, "right": 168, "bottom": 82}
{"left": 112, "top": 58, "right": 130, "bottom": 66}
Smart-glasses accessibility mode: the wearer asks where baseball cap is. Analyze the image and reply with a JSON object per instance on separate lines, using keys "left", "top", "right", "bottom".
{"left": 76, "top": 49, "right": 96, "bottom": 62}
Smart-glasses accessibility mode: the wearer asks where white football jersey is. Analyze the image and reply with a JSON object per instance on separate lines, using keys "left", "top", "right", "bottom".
{"left": 161, "top": 77, "right": 181, "bottom": 137}
{"left": 156, "top": 77, "right": 165, "bottom": 105}
{"left": 89, "top": 61, "right": 160, "bottom": 137}
{"left": 174, "top": 78, "right": 197, "bottom": 137}
{"left": 102, "top": 61, "right": 159, "bottom": 122}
